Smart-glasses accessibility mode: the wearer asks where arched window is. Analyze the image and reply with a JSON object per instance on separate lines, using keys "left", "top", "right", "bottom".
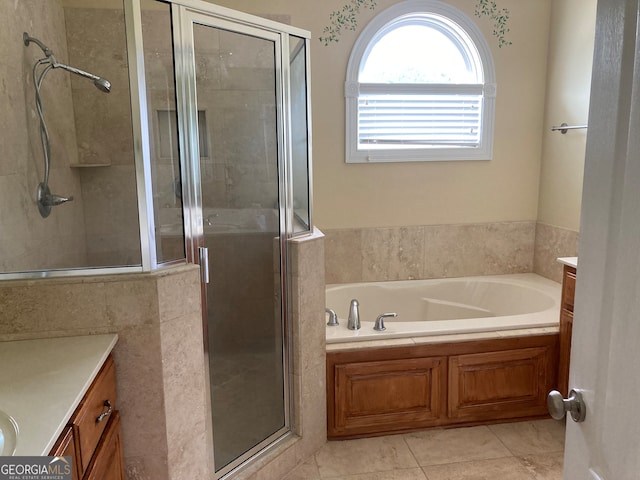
{"left": 345, "top": 0, "right": 496, "bottom": 163}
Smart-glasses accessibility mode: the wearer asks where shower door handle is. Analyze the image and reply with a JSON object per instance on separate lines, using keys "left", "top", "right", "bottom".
{"left": 198, "top": 247, "right": 210, "bottom": 284}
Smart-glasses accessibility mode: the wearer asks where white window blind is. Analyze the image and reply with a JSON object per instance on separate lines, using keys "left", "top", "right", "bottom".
{"left": 358, "top": 92, "right": 483, "bottom": 148}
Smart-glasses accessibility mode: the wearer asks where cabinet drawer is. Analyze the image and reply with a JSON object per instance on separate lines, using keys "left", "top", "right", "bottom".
{"left": 72, "top": 355, "right": 117, "bottom": 474}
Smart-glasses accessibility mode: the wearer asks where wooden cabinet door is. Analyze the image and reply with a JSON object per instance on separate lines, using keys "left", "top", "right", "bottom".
{"left": 448, "top": 346, "right": 557, "bottom": 422}
{"left": 329, "top": 356, "right": 446, "bottom": 438}
{"left": 50, "top": 426, "right": 79, "bottom": 480}
{"left": 83, "top": 412, "right": 125, "bottom": 480}
{"left": 73, "top": 356, "right": 118, "bottom": 475}
{"left": 558, "top": 265, "right": 576, "bottom": 396}
{"left": 558, "top": 308, "right": 574, "bottom": 396}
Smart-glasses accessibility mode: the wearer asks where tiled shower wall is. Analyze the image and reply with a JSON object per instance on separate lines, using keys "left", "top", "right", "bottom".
{"left": 65, "top": 7, "right": 141, "bottom": 267}
{"left": 0, "top": 0, "right": 88, "bottom": 271}
{"left": 324, "top": 221, "right": 579, "bottom": 285}
{"left": 0, "top": 0, "right": 141, "bottom": 271}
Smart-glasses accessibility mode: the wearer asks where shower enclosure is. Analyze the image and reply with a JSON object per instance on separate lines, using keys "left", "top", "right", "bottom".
{"left": 141, "top": 1, "right": 312, "bottom": 477}
{"left": 6, "top": 0, "right": 311, "bottom": 478}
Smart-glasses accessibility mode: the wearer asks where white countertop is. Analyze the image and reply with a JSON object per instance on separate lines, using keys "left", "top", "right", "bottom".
{"left": 557, "top": 257, "right": 578, "bottom": 268}
{"left": 0, "top": 334, "right": 118, "bottom": 456}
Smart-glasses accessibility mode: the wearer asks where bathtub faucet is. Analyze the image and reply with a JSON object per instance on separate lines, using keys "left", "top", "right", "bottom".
{"left": 326, "top": 308, "right": 339, "bottom": 326}
{"left": 374, "top": 312, "right": 398, "bottom": 331}
{"left": 347, "top": 299, "right": 360, "bottom": 330}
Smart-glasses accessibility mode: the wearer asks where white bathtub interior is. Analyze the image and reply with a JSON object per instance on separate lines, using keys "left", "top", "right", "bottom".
{"left": 326, "top": 273, "right": 561, "bottom": 343}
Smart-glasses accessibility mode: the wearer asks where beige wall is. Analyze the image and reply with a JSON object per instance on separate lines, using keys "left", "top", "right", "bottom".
{"left": 532, "top": 0, "right": 596, "bottom": 281}
{"left": 210, "top": 0, "right": 551, "bottom": 229}
{"left": 537, "top": 0, "right": 597, "bottom": 231}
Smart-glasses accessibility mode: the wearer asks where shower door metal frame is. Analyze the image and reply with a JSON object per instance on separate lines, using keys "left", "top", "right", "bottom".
{"left": 170, "top": 2, "right": 310, "bottom": 478}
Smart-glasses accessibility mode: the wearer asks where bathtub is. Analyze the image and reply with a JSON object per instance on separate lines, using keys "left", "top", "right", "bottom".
{"left": 325, "top": 273, "right": 560, "bottom": 344}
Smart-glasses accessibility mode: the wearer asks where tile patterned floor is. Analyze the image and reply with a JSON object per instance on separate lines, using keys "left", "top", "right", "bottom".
{"left": 283, "top": 419, "right": 565, "bottom": 480}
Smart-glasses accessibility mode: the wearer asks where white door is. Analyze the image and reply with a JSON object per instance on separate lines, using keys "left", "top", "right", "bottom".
{"left": 563, "top": 0, "right": 640, "bottom": 478}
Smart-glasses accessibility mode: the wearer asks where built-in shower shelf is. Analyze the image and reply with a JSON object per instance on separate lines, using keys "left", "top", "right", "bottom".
{"left": 70, "top": 163, "right": 111, "bottom": 168}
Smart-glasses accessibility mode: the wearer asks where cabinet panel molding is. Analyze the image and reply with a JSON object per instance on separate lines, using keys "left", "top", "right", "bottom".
{"left": 330, "top": 356, "right": 446, "bottom": 437}
{"left": 448, "top": 346, "right": 555, "bottom": 421}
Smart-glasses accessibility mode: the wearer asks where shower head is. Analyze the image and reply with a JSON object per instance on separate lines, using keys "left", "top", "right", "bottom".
{"left": 24, "top": 33, "right": 111, "bottom": 94}
{"left": 53, "top": 62, "right": 111, "bottom": 94}
{"left": 93, "top": 77, "right": 111, "bottom": 93}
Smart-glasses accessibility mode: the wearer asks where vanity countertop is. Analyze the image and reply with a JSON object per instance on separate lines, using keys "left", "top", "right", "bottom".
{"left": 557, "top": 257, "right": 578, "bottom": 269}
{"left": 0, "top": 334, "right": 118, "bottom": 456}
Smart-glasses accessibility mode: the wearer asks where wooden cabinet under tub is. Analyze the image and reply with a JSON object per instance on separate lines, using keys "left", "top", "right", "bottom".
{"left": 327, "top": 335, "right": 558, "bottom": 439}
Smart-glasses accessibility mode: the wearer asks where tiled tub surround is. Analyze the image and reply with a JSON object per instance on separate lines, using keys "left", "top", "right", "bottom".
{"left": 323, "top": 222, "right": 536, "bottom": 285}
{"left": 324, "top": 221, "right": 579, "bottom": 285}
{"left": 0, "top": 230, "right": 327, "bottom": 480}
{"left": 534, "top": 222, "right": 579, "bottom": 283}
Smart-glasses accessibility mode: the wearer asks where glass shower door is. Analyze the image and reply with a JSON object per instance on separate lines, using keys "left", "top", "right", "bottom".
{"left": 183, "top": 12, "right": 287, "bottom": 476}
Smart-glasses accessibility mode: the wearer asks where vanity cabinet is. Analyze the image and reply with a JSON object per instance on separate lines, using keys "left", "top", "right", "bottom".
{"left": 49, "top": 355, "right": 125, "bottom": 480}
{"left": 327, "top": 335, "right": 558, "bottom": 439}
{"left": 558, "top": 264, "right": 576, "bottom": 396}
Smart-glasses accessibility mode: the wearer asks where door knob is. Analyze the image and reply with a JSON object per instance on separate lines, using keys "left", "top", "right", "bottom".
{"left": 547, "top": 388, "right": 586, "bottom": 422}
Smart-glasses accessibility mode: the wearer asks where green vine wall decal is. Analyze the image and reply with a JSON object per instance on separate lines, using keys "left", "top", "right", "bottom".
{"left": 319, "top": 0, "right": 512, "bottom": 48}
{"left": 475, "top": 0, "right": 512, "bottom": 48}
{"left": 319, "top": 0, "right": 377, "bottom": 46}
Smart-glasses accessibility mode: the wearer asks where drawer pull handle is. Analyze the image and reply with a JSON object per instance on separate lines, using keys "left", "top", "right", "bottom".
{"left": 96, "top": 400, "right": 112, "bottom": 423}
